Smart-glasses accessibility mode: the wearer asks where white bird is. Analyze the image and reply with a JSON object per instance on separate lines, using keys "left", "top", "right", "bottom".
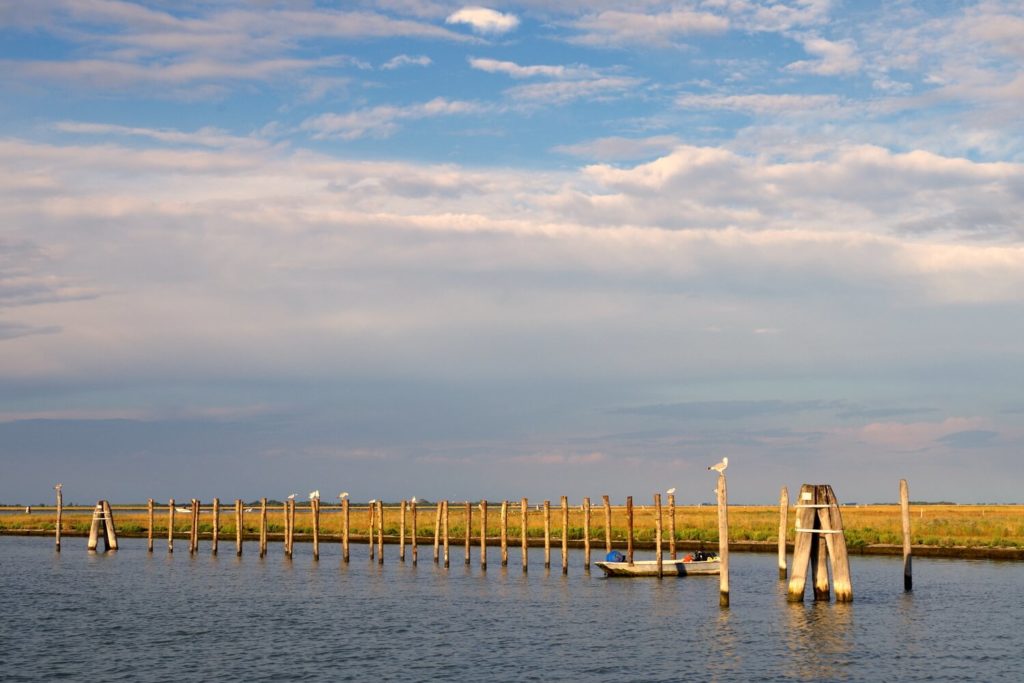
{"left": 309, "top": 490, "right": 320, "bottom": 500}
{"left": 666, "top": 487, "right": 676, "bottom": 495}
{"left": 411, "top": 496, "right": 417, "bottom": 504}
{"left": 368, "top": 498, "right": 377, "bottom": 504}
{"left": 287, "top": 493, "right": 297, "bottom": 500}
{"left": 244, "top": 507, "right": 254, "bottom": 513}
{"left": 707, "top": 456, "right": 729, "bottom": 474}
{"left": 339, "top": 492, "right": 349, "bottom": 500}
{"left": 55, "top": 483, "right": 63, "bottom": 491}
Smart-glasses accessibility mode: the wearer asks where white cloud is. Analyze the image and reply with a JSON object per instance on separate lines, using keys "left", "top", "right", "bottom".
{"left": 446, "top": 6, "right": 520, "bottom": 34}
{"left": 569, "top": 9, "right": 728, "bottom": 47}
{"left": 469, "top": 57, "right": 578, "bottom": 79}
{"left": 786, "top": 37, "right": 862, "bottom": 76}
{"left": 504, "top": 76, "right": 643, "bottom": 105}
{"left": 381, "top": 54, "right": 433, "bottom": 70}
{"left": 300, "top": 97, "right": 491, "bottom": 139}
{"left": 675, "top": 92, "right": 844, "bottom": 114}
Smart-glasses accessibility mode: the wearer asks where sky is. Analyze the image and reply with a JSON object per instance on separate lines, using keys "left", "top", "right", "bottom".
{"left": 1, "top": 0, "right": 1023, "bottom": 506}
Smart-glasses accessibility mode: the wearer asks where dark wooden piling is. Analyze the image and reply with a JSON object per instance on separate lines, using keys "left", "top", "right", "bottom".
{"left": 312, "top": 497, "right": 320, "bottom": 561}
{"left": 583, "top": 496, "right": 591, "bottom": 571}
{"left": 668, "top": 493, "right": 676, "bottom": 559}
{"left": 235, "top": 499, "right": 243, "bottom": 557}
{"left": 167, "top": 498, "right": 175, "bottom": 553}
{"left": 901, "top": 479, "right": 912, "bottom": 591}
{"left": 560, "top": 496, "right": 568, "bottom": 575}
{"left": 480, "top": 500, "right": 488, "bottom": 571}
{"left": 543, "top": 500, "right": 551, "bottom": 569}
{"left": 654, "top": 493, "right": 663, "bottom": 579}
{"left": 717, "top": 475, "right": 729, "bottom": 607}
{"left": 55, "top": 486, "right": 63, "bottom": 552}
{"left": 377, "top": 500, "right": 384, "bottom": 565}
{"left": 443, "top": 500, "right": 450, "bottom": 569}
{"left": 520, "top": 497, "right": 529, "bottom": 573}
{"left": 464, "top": 501, "right": 472, "bottom": 565}
{"left": 778, "top": 486, "right": 788, "bottom": 579}
{"left": 211, "top": 498, "right": 220, "bottom": 555}
{"left": 433, "top": 502, "right": 442, "bottom": 564}
{"left": 259, "top": 498, "right": 268, "bottom": 558}
{"left": 626, "top": 496, "right": 634, "bottom": 566}
{"left": 602, "top": 495, "right": 612, "bottom": 553}
{"left": 500, "top": 500, "right": 509, "bottom": 567}
{"left": 399, "top": 500, "right": 406, "bottom": 562}
{"left": 147, "top": 498, "right": 154, "bottom": 553}
{"left": 411, "top": 499, "right": 418, "bottom": 565}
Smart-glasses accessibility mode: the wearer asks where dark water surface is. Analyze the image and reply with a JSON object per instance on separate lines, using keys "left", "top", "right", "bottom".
{"left": 2, "top": 536, "right": 1021, "bottom": 682}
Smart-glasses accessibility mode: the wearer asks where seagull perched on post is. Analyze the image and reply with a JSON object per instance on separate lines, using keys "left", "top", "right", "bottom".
{"left": 707, "top": 457, "right": 729, "bottom": 474}
{"left": 287, "top": 493, "right": 297, "bottom": 500}
{"left": 55, "top": 483, "right": 63, "bottom": 491}
{"left": 666, "top": 487, "right": 676, "bottom": 495}
{"left": 339, "top": 492, "right": 349, "bottom": 500}
{"left": 411, "top": 496, "right": 417, "bottom": 504}
{"left": 309, "top": 490, "right": 320, "bottom": 500}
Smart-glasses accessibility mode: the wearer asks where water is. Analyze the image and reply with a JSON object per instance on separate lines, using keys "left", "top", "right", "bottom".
{"left": 2, "top": 536, "right": 1021, "bottom": 682}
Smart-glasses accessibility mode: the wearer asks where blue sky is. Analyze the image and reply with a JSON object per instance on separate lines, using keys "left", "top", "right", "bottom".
{"left": 2, "top": 0, "right": 1023, "bottom": 505}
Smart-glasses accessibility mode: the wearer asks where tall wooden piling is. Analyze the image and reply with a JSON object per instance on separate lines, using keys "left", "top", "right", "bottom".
{"left": 146, "top": 498, "right": 154, "bottom": 553}
{"left": 433, "top": 502, "right": 442, "bottom": 564}
{"left": 778, "top": 486, "right": 788, "bottom": 579}
{"left": 368, "top": 503, "right": 375, "bottom": 561}
{"left": 668, "top": 493, "right": 676, "bottom": 559}
{"left": 55, "top": 486, "right": 63, "bottom": 552}
{"left": 901, "top": 478, "right": 912, "bottom": 591}
{"left": 312, "top": 497, "right": 320, "bottom": 561}
{"left": 520, "top": 497, "right": 529, "bottom": 573}
{"left": 480, "top": 499, "right": 488, "bottom": 571}
{"left": 464, "top": 501, "right": 472, "bottom": 565}
{"left": 211, "top": 498, "right": 220, "bottom": 555}
{"left": 168, "top": 499, "right": 175, "bottom": 553}
{"left": 259, "top": 498, "right": 268, "bottom": 558}
{"left": 411, "top": 499, "right": 418, "bottom": 565}
{"left": 787, "top": 484, "right": 852, "bottom": 603}
{"left": 443, "top": 500, "right": 450, "bottom": 569}
{"left": 654, "top": 493, "right": 663, "bottom": 579}
{"left": 824, "top": 486, "right": 853, "bottom": 602}
{"left": 602, "top": 495, "right": 612, "bottom": 553}
{"left": 288, "top": 500, "right": 296, "bottom": 558}
{"left": 399, "top": 500, "right": 406, "bottom": 562}
{"left": 560, "top": 496, "right": 568, "bottom": 575}
{"left": 500, "top": 500, "right": 509, "bottom": 567}
{"left": 283, "top": 502, "right": 291, "bottom": 558}
{"left": 717, "top": 475, "right": 729, "bottom": 607}
{"left": 87, "top": 502, "right": 102, "bottom": 551}
{"left": 235, "top": 499, "right": 243, "bottom": 557}
{"left": 583, "top": 496, "right": 591, "bottom": 570}
{"left": 543, "top": 500, "right": 551, "bottom": 569}
{"left": 626, "top": 496, "right": 634, "bottom": 566}
{"left": 102, "top": 500, "right": 118, "bottom": 551}
{"left": 189, "top": 499, "right": 198, "bottom": 554}
{"left": 377, "top": 500, "right": 384, "bottom": 565}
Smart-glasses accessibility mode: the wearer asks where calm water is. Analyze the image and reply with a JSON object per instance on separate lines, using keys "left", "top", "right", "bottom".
{"left": 1, "top": 536, "right": 1021, "bottom": 682}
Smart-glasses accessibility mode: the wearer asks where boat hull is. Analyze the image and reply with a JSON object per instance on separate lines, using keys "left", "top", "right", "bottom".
{"left": 595, "top": 559, "right": 721, "bottom": 577}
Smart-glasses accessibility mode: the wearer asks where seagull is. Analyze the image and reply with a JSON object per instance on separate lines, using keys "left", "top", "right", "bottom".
{"left": 339, "top": 492, "right": 349, "bottom": 500}
{"left": 411, "top": 496, "right": 417, "bottom": 504}
{"left": 55, "top": 483, "right": 63, "bottom": 491}
{"left": 707, "top": 457, "right": 729, "bottom": 474}
{"left": 666, "top": 487, "right": 676, "bottom": 495}
{"left": 368, "top": 498, "right": 377, "bottom": 504}
{"left": 287, "top": 493, "right": 297, "bottom": 500}
{"left": 309, "top": 490, "right": 320, "bottom": 500}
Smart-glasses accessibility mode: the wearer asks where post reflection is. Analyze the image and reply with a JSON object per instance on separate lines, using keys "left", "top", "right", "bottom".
{"left": 783, "top": 601, "right": 855, "bottom": 681}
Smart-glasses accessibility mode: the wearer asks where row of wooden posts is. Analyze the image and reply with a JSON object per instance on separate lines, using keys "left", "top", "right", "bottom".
{"left": 68, "top": 478, "right": 917, "bottom": 604}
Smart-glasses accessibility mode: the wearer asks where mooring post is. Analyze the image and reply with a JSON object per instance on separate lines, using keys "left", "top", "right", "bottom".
{"left": 778, "top": 486, "right": 788, "bottom": 579}
{"left": 668, "top": 493, "right": 676, "bottom": 560}
{"left": 443, "top": 500, "right": 450, "bottom": 569}
{"left": 480, "top": 499, "right": 488, "bottom": 571}
{"left": 560, "top": 496, "right": 568, "bottom": 575}
{"left": 598, "top": 497, "right": 606, "bottom": 557}
{"left": 189, "top": 499, "right": 198, "bottom": 554}
{"left": 811, "top": 486, "right": 830, "bottom": 601}
{"left": 259, "top": 498, "right": 268, "bottom": 558}
{"left": 824, "top": 485, "right": 853, "bottom": 602}
{"left": 520, "top": 497, "right": 529, "bottom": 573}
{"left": 147, "top": 498, "right": 154, "bottom": 553}
{"left": 211, "top": 498, "right": 220, "bottom": 555}
{"left": 377, "top": 500, "right": 384, "bottom": 565}
{"left": 654, "top": 493, "right": 663, "bottom": 579}
{"left": 55, "top": 486, "right": 63, "bottom": 552}
{"left": 626, "top": 496, "right": 634, "bottom": 566}
{"left": 500, "top": 500, "right": 509, "bottom": 567}
{"left": 583, "top": 496, "right": 591, "bottom": 571}
{"left": 167, "top": 499, "right": 175, "bottom": 553}
{"left": 464, "top": 501, "right": 472, "bottom": 565}
{"left": 235, "top": 499, "right": 243, "bottom": 557}
{"left": 411, "top": 499, "right": 418, "bottom": 565}
{"left": 543, "top": 500, "right": 552, "bottom": 569}
{"left": 341, "top": 498, "right": 349, "bottom": 563}
{"left": 87, "top": 501, "right": 102, "bottom": 551}
{"left": 312, "top": 496, "right": 320, "bottom": 562}
{"left": 433, "top": 502, "right": 442, "bottom": 564}
{"left": 102, "top": 500, "right": 118, "bottom": 551}
{"left": 368, "top": 503, "right": 375, "bottom": 561}
{"left": 901, "top": 478, "right": 912, "bottom": 591}
{"left": 283, "top": 502, "right": 291, "bottom": 558}
{"left": 717, "top": 475, "right": 729, "bottom": 607}
{"left": 399, "top": 500, "right": 406, "bottom": 562}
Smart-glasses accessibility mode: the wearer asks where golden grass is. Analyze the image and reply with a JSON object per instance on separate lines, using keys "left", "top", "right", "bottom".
{"left": 3, "top": 503, "right": 1022, "bottom": 549}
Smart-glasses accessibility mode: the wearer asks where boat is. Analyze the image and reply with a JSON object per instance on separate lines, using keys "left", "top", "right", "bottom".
{"left": 596, "top": 550, "right": 721, "bottom": 577}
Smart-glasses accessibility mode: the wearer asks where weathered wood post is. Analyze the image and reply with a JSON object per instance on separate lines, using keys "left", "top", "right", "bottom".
{"left": 602, "top": 495, "right": 612, "bottom": 553}
{"left": 480, "top": 499, "right": 488, "bottom": 571}
{"left": 500, "top": 500, "right": 509, "bottom": 567}
{"left": 102, "top": 500, "right": 118, "bottom": 551}
{"left": 433, "top": 502, "right": 442, "bottom": 564}
{"left": 787, "top": 484, "right": 853, "bottom": 603}
{"left": 824, "top": 486, "right": 853, "bottom": 602}
{"left": 654, "top": 493, "right": 663, "bottom": 579}
{"left": 283, "top": 502, "right": 291, "bottom": 558}
{"left": 55, "top": 485, "right": 63, "bottom": 552}
{"left": 235, "top": 499, "right": 243, "bottom": 557}
{"left": 778, "top": 486, "right": 788, "bottom": 579}
{"left": 211, "top": 498, "right": 220, "bottom": 555}
{"left": 168, "top": 498, "right": 175, "bottom": 553}
{"left": 368, "top": 502, "right": 375, "bottom": 561}
{"left": 87, "top": 502, "right": 102, "bottom": 551}
{"left": 626, "top": 496, "right": 634, "bottom": 566}
{"left": 717, "top": 475, "right": 729, "bottom": 607}
{"left": 464, "top": 501, "right": 472, "bottom": 566}
{"left": 189, "top": 499, "right": 198, "bottom": 554}
{"left": 147, "top": 497, "right": 154, "bottom": 553}
{"left": 399, "top": 500, "right": 406, "bottom": 563}
{"left": 312, "top": 496, "right": 320, "bottom": 561}
{"left": 668, "top": 493, "right": 676, "bottom": 560}
{"left": 543, "top": 500, "right": 552, "bottom": 569}
{"left": 520, "top": 497, "right": 529, "bottom": 573}
{"left": 377, "top": 500, "right": 384, "bottom": 565}
{"left": 560, "top": 496, "right": 569, "bottom": 575}
{"left": 583, "top": 496, "right": 591, "bottom": 571}
{"left": 411, "top": 499, "right": 418, "bottom": 565}
{"left": 259, "top": 498, "right": 268, "bottom": 558}
{"left": 812, "top": 511, "right": 830, "bottom": 601}
{"left": 901, "top": 478, "right": 912, "bottom": 591}
{"left": 342, "top": 497, "right": 350, "bottom": 563}
{"left": 443, "top": 500, "right": 450, "bottom": 569}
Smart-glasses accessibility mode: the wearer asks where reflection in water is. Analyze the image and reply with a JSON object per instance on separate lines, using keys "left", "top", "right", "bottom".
{"left": 784, "top": 601, "right": 855, "bottom": 681}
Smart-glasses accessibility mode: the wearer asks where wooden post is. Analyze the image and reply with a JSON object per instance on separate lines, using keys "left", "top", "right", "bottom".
{"left": 717, "top": 475, "right": 729, "bottom": 607}
{"left": 778, "top": 486, "right": 788, "bottom": 579}
{"left": 901, "top": 478, "right": 912, "bottom": 591}
{"left": 283, "top": 502, "right": 290, "bottom": 558}
{"left": 55, "top": 486, "right": 63, "bottom": 552}
{"left": 87, "top": 502, "right": 102, "bottom": 551}
{"left": 211, "top": 498, "right": 220, "bottom": 555}
{"left": 259, "top": 498, "right": 268, "bottom": 558}
{"left": 583, "top": 496, "right": 591, "bottom": 571}
{"left": 787, "top": 485, "right": 814, "bottom": 602}
{"left": 312, "top": 497, "right": 320, "bottom": 561}
{"left": 433, "top": 502, "right": 442, "bottom": 564}
{"left": 168, "top": 498, "right": 175, "bottom": 553}
{"left": 520, "top": 497, "right": 529, "bottom": 573}
{"left": 560, "top": 496, "right": 568, "bottom": 575}
{"left": 824, "top": 485, "right": 853, "bottom": 602}
{"left": 626, "top": 496, "right": 634, "bottom": 566}
{"left": 464, "top": 501, "right": 472, "bottom": 566}
{"left": 668, "top": 493, "right": 676, "bottom": 559}
{"left": 443, "top": 500, "right": 450, "bottom": 569}
{"left": 399, "top": 500, "right": 406, "bottom": 562}
{"left": 377, "top": 500, "right": 384, "bottom": 565}
{"left": 368, "top": 503, "right": 375, "bottom": 561}
{"left": 480, "top": 499, "right": 488, "bottom": 571}
{"left": 102, "top": 500, "right": 118, "bottom": 551}
{"left": 602, "top": 495, "right": 612, "bottom": 553}
{"left": 147, "top": 498, "right": 154, "bottom": 553}
{"left": 654, "top": 493, "right": 663, "bottom": 579}
{"left": 189, "top": 499, "right": 198, "bottom": 554}
{"left": 543, "top": 500, "right": 551, "bottom": 569}
{"left": 289, "top": 500, "right": 296, "bottom": 558}
{"left": 235, "top": 499, "right": 243, "bottom": 557}
{"left": 812, "top": 502, "right": 830, "bottom": 602}
{"left": 500, "top": 500, "right": 509, "bottom": 567}
{"left": 410, "top": 500, "right": 418, "bottom": 565}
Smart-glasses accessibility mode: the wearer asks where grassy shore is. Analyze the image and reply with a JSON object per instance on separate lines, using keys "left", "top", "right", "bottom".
{"left": 3, "top": 503, "right": 1022, "bottom": 554}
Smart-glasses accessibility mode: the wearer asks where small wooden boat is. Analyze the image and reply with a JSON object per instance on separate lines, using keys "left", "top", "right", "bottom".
{"left": 596, "top": 550, "right": 720, "bottom": 577}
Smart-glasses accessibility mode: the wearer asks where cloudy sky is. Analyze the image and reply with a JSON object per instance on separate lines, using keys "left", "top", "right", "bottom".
{"left": 2, "top": 0, "right": 1023, "bottom": 505}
